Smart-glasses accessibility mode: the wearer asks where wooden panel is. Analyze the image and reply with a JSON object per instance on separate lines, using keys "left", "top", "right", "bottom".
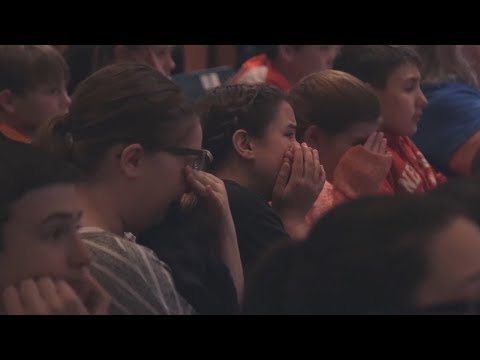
{"left": 211, "top": 45, "right": 237, "bottom": 68}
{"left": 183, "top": 45, "right": 208, "bottom": 72}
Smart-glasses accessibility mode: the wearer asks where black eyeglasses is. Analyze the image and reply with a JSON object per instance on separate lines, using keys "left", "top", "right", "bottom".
{"left": 160, "top": 147, "right": 213, "bottom": 170}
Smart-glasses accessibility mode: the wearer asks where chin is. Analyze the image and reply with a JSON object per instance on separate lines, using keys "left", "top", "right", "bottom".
{"left": 408, "top": 125, "right": 418, "bottom": 136}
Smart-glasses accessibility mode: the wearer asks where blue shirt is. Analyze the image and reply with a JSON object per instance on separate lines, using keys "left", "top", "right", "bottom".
{"left": 412, "top": 82, "right": 480, "bottom": 176}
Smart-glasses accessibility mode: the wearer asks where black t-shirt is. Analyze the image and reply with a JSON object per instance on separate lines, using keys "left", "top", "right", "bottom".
{"left": 138, "top": 210, "right": 239, "bottom": 315}
{"left": 224, "top": 180, "right": 291, "bottom": 278}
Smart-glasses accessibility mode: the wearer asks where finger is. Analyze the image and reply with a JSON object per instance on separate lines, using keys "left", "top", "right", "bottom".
{"left": 3, "top": 286, "right": 25, "bottom": 315}
{"left": 379, "top": 138, "right": 387, "bottom": 154}
{"left": 312, "top": 149, "right": 320, "bottom": 182}
{"left": 56, "top": 280, "right": 88, "bottom": 315}
{"left": 19, "top": 279, "right": 48, "bottom": 315}
{"left": 364, "top": 132, "right": 376, "bottom": 150}
{"left": 37, "top": 277, "right": 62, "bottom": 313}
{"left": 185, "top": 170, "right": 208, "bottom": 196}
{"left": 284, "top": 147, "right": 294, "bottom": 162}
{"left": 272, "top": 160, "right": 291, "bottom": 197}
{"left": 190, "top": 170, "right": 224, "bottom": 192}
{"left": 204, "top": 185, "right": 222, "bottom": 207}
{"left": 302, "top": 143, "right": 314, "bottom": 179}
{"left": 318, "top": 165, "right": 326, "bottom": 191}
{"left": 374, "top": 132, "right": 384, "bottom": 153}
{"left": 290, "top": 142, "right": 304, "bottom": 184}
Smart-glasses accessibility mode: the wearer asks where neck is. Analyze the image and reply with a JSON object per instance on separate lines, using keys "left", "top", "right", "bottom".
{"left": 214, "top": 163, "right": 271, "bottom": 201}
{"left": 76, "top": 182, "right": 126, "bottom": 236}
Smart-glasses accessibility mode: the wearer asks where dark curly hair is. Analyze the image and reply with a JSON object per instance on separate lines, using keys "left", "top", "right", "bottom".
{"left": 197, "top": 84, "right": 286, "bottom": 171}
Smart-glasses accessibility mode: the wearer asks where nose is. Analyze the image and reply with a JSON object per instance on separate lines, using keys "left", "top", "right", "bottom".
{"left": 61, "top": 89, "right": 71, "bottom": 112}
{"left": 68, "top": 235, "right": 93, "bottom": 269}
{"left": 417, "top": 89, "right": 428, "bottom": 109}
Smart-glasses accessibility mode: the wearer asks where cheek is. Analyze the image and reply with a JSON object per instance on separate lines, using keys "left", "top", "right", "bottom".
{"left": 0, "top": 245, "right": 67, "bottom": 286}
{"left": 164, "top": 161, "right": 188, "bottom": 196}
{"left": 33, "top": 99, "right": 63, "bottom": 121}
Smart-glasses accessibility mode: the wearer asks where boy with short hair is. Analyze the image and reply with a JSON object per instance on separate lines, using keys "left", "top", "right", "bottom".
{"left": 0, "top": 45, "right": 71, "bottom": 143}
{"left": 335, "top": 45, "right": 446, "bottom": 193}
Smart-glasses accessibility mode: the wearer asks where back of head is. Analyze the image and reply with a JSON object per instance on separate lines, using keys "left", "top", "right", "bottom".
{"left": 288, "top": 69, "right": 380, "bottom": 141}
{"left": 34, "top": 62, "right": 196, "bottom": 175}
{"left": 334, "top": 45, "right": 421, "bottom": 89}
{"left": 430, "top": 176, "right": 480, "bottom": 225}
{"left": 246, "top": 194, "right": 471, "bottom": 314}
{"left": 92, "top": 45, "right": 144, "bottom": 71}
{"left": 0, "top": 45, "right": 69, "bottom": 93}
{"left": 198, "top": 83, "right": 286, "bottom": 171}
{"left": 410, "top": 45, "right": 478, "bottom": 87}
{"left": 0, "top": 141, "right": 80, "bottom": 249}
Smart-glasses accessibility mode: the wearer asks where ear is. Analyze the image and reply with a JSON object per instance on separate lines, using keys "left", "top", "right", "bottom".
{"left": 277, "top": 45, "right": 297, "bottom": 63}
{"left": 0, "top": 89, "right": 17, "bottom": 113}
{"left": 232, "top": 129, "right": 255, "bottom": 160}
{"left": 303, "top": 125, "right": 325, "bottom": 149}
{"left": 118, "top": 143, "right": 147, "bottom": 178}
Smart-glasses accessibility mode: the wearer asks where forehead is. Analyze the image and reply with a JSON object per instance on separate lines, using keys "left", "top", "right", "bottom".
{"left": 29, "top": 80, "right": 67, "bottom": 93}
{"left": 8, "top": 184, "right": 80, "bottom": 223}
{"left": 267, "top": 101, "right": 296, "bottom": 128}
{"left": 175, "top": 116, "right": 202, "bottom": 147}
{"left": 386, "top": 63, "right": 421, "bottom": 87}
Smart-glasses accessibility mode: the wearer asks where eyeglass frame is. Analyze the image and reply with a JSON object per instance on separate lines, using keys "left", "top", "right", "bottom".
{"left": 159, "top": 146, "right": 214, "bottom": 171}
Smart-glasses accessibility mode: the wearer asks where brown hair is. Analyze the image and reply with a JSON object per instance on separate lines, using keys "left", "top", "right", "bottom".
{"left": 92, "top": 45, "right": 157, "bottom": 72}
{"left": 0, "top": 45, "right": 69, "bottom": 93}
{"left": 34, "top": 62, "right": 197, "bottom": 175}
{"left": 288, "top": 69, "right": 380, "bottom": 141}
{"left": 334, "top": 45, "right": 422, "bottom": 89}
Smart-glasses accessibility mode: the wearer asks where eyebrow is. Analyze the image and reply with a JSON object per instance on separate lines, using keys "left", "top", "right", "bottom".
{"left": 41, "top": 211, "right": 82, "bottom": 225}
{"left": 405, "top": 76, "right": 420, "bottom": 83}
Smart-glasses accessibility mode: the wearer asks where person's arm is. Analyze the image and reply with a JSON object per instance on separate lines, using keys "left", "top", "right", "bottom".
{"left": 185, "top": 167, "right": 244, "bottom": 305}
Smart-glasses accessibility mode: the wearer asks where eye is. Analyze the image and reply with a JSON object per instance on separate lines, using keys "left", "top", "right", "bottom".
{"left": 285, "top": 131, "right": 296, "bottom": 139}
{"left": 50, "top": 225, "right": 68, "bottom": 242}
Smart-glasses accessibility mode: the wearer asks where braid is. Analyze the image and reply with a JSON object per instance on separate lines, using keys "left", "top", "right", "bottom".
{"left": 198, "top": 84, "right": 285, "bottom": 171}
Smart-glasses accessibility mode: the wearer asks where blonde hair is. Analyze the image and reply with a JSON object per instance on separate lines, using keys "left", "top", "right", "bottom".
{"left": 412, "top": 45, "right": 478, "bottom": 87}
